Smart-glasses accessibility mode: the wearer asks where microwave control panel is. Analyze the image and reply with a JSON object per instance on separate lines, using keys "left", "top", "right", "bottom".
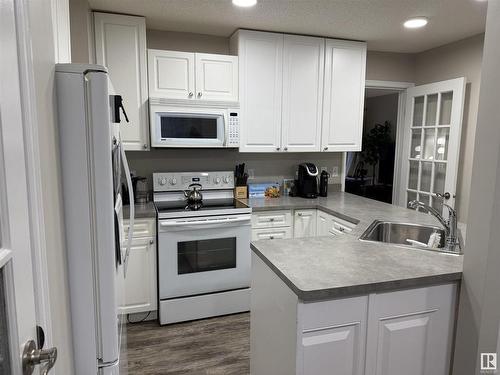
{"left": 227, "top": 111, "right": 240, "bottom": 147}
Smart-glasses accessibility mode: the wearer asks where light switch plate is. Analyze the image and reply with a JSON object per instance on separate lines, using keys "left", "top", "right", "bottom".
{"left": 331, "top": 166, "right": 339, "bottom": 177}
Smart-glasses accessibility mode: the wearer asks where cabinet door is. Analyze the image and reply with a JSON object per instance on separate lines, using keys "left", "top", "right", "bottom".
{"left": 195, "top": 53, "right": 238, "bottom": 102}
{"left": 148, "top": 49, "right": 195, "bottom": 100}
{"left": 365, "top": 283, "right": 457, "bottom": 375}
{"left": 316, "top": 210, "right": 330, "bottom": 236}
{"left": 282, "top": 35, "right": 324, "bottom": 152}
{"left": 235, "top": 30, "right": 283, "bottom": 152}
{"left": 121, "top": 237, "right": 157, "bottom": 314}
{"left": 294, "top": 209, "right": 317, "bottom": 238}
{"left": 322, "top": 40, "right": 366, "bottom": 152}
{"left": 94, "top": 12, "right": 149, "bottom": 151}
{"left": 299, "top": 296, "right": 368, "bottom": 375}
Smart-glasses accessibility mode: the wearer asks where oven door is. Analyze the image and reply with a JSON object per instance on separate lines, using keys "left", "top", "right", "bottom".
{"left": 158, "top": 214, "right": 251, "bottom": 299}
{"left": 151, "top": 107, "right": 227, "bottom": 148}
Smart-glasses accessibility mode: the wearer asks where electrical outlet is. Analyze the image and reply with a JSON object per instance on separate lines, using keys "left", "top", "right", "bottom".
{"left": 320, "top": 166, "right": 328, "bottom": 173}
{"left": 331, "top": 166, "right": 339, "bottom": 178}
{"left": 248, "top": 169, "right": 255, "bottom": 179}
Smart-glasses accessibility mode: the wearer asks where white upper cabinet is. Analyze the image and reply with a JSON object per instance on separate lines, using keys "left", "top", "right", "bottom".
{"left": 195, "top": 53, "right": 238, "bottom": 101}
{"left": 232, "top": 29, "right": 366, "bottom": 153}
{"left": 322, "top": 40, "right": 367, "bottom": 152}
{"left": 148, "top": 49, "right": 195, "bottom": 100}
{"left": 282, "top": 35, "right": 324, "bottom": 152}
{"left": 148, "top": 49, "right": 238, "bottom": 102}
{"left": 230, "top": 30, "right": 284, "bottom": 152}
{"left": 94, "top": 12, "right": 149, "bottom": 151}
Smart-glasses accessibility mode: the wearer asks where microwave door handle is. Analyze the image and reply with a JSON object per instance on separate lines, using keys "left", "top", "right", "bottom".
{"left": 121, "top": 142, "right": 134, "bottom": 277}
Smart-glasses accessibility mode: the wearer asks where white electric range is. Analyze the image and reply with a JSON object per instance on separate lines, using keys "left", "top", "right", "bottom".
{"left": 153, "top": 171, "right": 252, "bottom": 325}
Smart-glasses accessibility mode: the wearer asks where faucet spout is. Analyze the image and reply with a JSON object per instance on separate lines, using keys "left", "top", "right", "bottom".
{"left": 408, "top": 199, "right": 459, "bottom": 252}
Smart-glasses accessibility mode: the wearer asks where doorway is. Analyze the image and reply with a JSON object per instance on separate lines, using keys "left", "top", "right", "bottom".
{"left": 345, "top": 81, "right": 412, "bottom": 204}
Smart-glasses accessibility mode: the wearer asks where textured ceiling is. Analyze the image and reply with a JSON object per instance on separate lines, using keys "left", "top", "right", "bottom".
{"left": 88, "top": 0, "right": 487, "bottom": 53}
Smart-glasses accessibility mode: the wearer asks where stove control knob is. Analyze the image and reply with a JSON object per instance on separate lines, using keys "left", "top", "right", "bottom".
{"left": 214, "top": 177, "right": 221, "bottom": 184}
{"left": 159, "top": 177, "right": 167, "bottom": 186}
{"left": 169, "top": 178, "right": 177, "bottom": 186}
{"left": 223, "top": 176, "right": 230, "bottom": 184}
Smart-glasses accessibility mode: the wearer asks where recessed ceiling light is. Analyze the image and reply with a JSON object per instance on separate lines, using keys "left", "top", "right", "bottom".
{"left": 232, "top": 0, "right": 257, "bottom": 7}
{"left": 404, "top": 17, "right": 429, "bottom": 29}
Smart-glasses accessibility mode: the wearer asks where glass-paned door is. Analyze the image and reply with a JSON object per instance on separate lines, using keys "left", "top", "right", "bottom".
{"left": 398, "top": 78, "right": 466, "bottom": 214}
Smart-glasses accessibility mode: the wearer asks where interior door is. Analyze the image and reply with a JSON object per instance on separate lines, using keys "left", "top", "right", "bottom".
{"left": 398, "top": 78, "right": 466, "bottom": 213}
{"left": 0, "top": 0, "right": 55, "bottom": 373}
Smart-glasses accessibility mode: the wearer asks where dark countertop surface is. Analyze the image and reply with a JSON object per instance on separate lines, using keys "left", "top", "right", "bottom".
{"left": 241, "top": 192, "right": 463, "bottom": 302}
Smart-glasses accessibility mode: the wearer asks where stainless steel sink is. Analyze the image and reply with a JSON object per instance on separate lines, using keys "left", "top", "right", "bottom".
{"left": 360, "top": 220, "right": 461, "bottom": 254}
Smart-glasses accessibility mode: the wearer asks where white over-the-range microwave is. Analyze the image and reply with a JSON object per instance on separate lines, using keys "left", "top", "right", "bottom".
{"left": 149, "top": 98, "right": 240, "bottom": 148}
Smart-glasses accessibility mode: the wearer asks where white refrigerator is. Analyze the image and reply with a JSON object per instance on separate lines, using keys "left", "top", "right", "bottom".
{"left": 56, "top": 64, "right": 135, "bottom": 374}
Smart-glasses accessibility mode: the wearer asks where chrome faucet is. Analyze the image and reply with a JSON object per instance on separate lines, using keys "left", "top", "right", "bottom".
{"left": 408, "top": 193, "right": 459, "bottom": 252}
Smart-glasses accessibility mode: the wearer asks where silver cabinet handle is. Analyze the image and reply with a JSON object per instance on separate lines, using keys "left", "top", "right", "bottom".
{"left": 298, "top": 213, "right": 303, "bottom": 216}
{"left": 197, "top": 92, "right": 202, "bottom": 98}
{"left": 324, "top": 147, "right": 329, "bottom": 151}
{"left": 269, "top": 218, "right": 275, "bottom": 222}
{"left": 143, "top": 144, "right": 148, "bottom": 149}
{"left": 188, "top": 92, "right": 194, "bottom": 98}
{"left": 276, "top": 147, "right": 280, "bottom": 151}
{"left": 149, "top": 239, "right": 154, "bottom": 245}
{"left": 284, "top": 147, "right": 288, "bottom": 151}
{"left": 269, "top": 236, "right": 274, "bottom": 240}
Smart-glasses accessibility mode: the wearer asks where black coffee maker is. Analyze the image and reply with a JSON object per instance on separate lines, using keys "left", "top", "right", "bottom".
{"left": 297, "top": 163, "right": 319, "bottom": 198}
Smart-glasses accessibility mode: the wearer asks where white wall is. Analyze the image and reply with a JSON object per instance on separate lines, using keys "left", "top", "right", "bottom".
{"left": 147, "top": 29, "right": 230, "bottom": 54}
{"left": 453, "top": 3, "right": 500, "bottom": 374}
{"left": 366, "top": 51, "right": 416, "bottom": 82}
{"left": 28, "top": 0, "right": 74, "bottom": 373}
{"left": 69, "top": 0, "right": 93, "bottom": 63}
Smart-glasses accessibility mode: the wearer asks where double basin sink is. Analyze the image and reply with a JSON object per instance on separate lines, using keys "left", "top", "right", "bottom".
{"left": 360, "top": 220, "right": 461, "bottom": 254}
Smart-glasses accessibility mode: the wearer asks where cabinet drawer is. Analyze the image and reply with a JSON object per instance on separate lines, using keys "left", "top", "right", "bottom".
{"left": 252, "top": 227, "right": 293, "bottom": 241}
{"left": 251, "top": 210, "right": 292, "bottom": 229}
{"left": 123, "top": 218, "right": 155, "bottom": 239}
{"left": 300, "top": 295, "right": 368, "bottom": 331}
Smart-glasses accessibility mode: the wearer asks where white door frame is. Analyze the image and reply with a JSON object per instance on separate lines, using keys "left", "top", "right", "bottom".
{"left": 342, "top": 80, "right": 414, "bottom": 202}
{"left": 2, "top": 0, "right": 55, "bottom": 358}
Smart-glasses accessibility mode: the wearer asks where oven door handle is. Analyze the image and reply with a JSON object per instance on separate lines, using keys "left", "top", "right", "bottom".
{"left": 160, "top": 216, "right": 251, "bottom": 229}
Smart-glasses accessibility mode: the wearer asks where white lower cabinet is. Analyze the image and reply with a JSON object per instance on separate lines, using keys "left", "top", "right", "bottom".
{"left": 294, "top": 209, "right": 317, "bottom": 238}
{"left": 364, "top": 284, "right": 457, "bottom": 375}
{"left": 250, "top": 254, "right": 458, "bottom": 375}
{"left": 316, "top": 210, "right": 357, "bottom": 236}
{"left": 121, "top": 218, "right": 157, "bottom": 315}
{"left": 299, "top": 296, "right": 368, "bottom": 375}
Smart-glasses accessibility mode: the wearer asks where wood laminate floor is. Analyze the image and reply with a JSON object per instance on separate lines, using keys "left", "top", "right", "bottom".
{"left": 124, "top": 313, "right": 250, "bottom": 375}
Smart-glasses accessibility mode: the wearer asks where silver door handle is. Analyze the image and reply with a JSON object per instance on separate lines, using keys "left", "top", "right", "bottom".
{"left": 22, "top": 340, "right": 57, "bottom": 375}
{"left": 188, "top": 92, "right": 194, "bottom": 97}
{"left": 197, "top": 92, "right": 202, "bottom": 98}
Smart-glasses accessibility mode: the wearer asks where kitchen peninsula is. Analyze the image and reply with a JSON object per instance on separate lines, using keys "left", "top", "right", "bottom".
{"left": 243, "top": 192, "right": 463, "bottom": 375}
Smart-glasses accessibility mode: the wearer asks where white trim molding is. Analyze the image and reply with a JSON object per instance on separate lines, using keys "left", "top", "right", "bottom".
{"left": 14, "top": 0, "right": 54, "bottom": 352}
{"left": 50, "top": 0, "right": 71, "bottom": 63}
{"left": 344, "top": 80, "right": 415, "bottom": 202}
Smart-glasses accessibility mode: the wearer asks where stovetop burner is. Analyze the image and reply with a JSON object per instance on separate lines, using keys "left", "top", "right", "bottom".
{"left": 185, "top": 201, "right": 203, "bottom": 211}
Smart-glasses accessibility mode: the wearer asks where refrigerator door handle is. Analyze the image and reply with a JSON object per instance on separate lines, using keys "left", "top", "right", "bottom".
{"left": 120, "top": 142, "right": 134, "bottom": 276}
